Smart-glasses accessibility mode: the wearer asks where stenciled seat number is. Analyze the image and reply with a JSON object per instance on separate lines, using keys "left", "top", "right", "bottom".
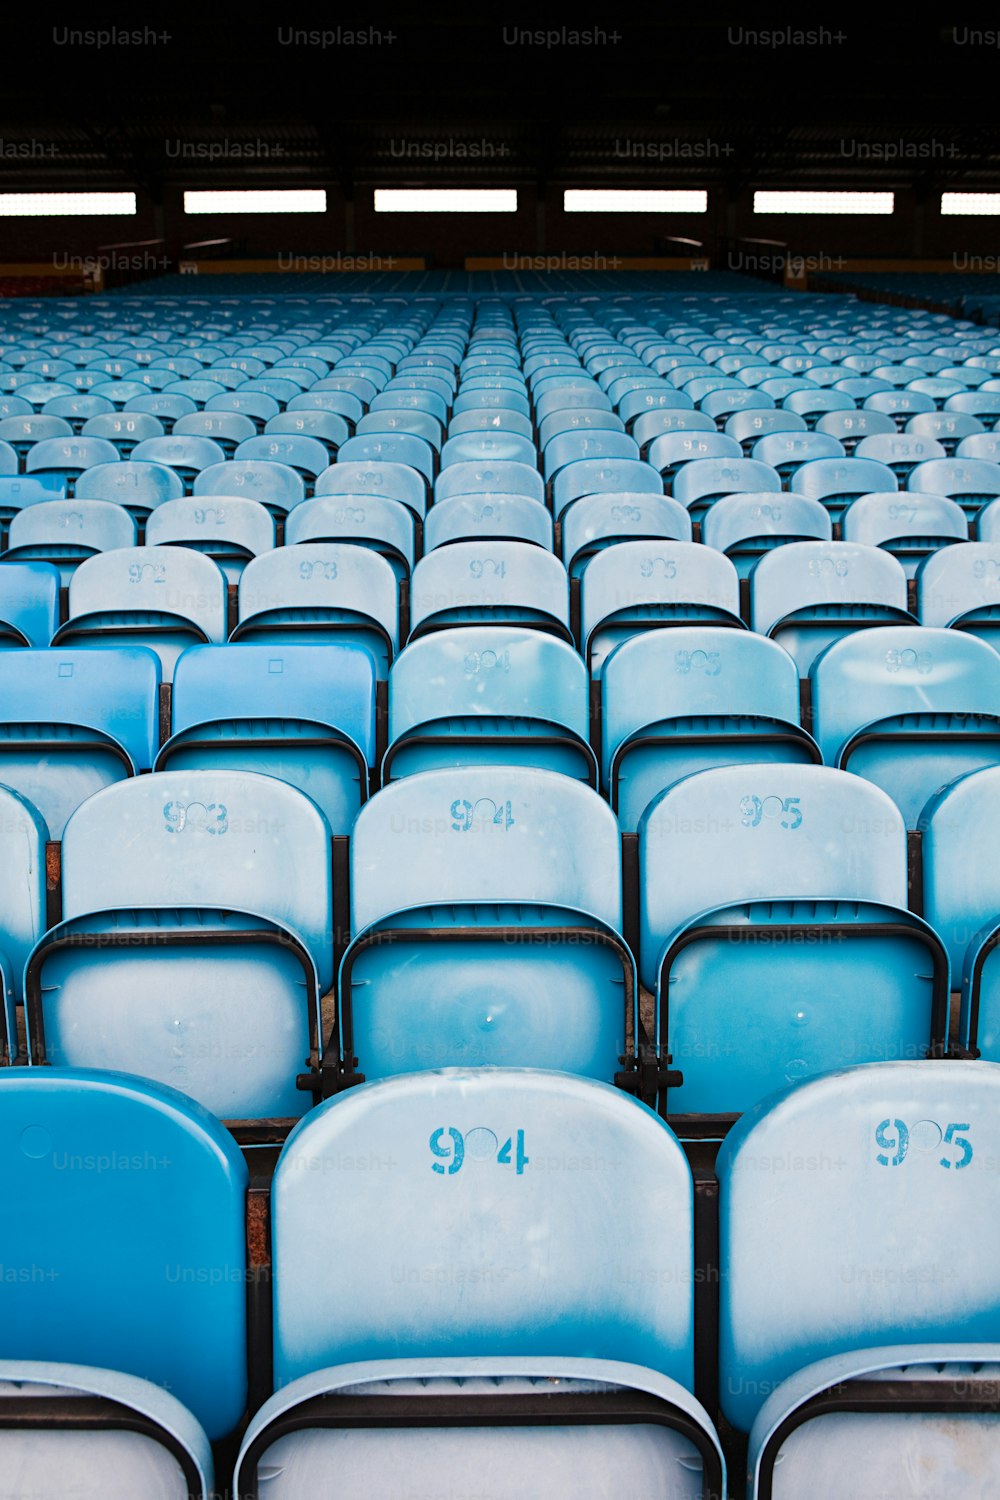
{"left": 429, "top": 1127, "right": 529, "bottom": 1175}
{"left": 451, "top": 798, "right": 515, "bottom": 831}
{"left": 740, "top": 794, "right": 802, "bottom": 829}
{"left": 874, "top": 1118, "right": 973, "bottom": 1170}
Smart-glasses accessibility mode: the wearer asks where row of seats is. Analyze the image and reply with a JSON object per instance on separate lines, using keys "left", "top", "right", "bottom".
{"left": 2, "top": 531, "right": 1000, "bottom": 685}
{"left": 4, "top": 749, "right": 1000, "bottom": 1124}
{"left": 3, "top": 1057, "right": 997, "bottom": 1496}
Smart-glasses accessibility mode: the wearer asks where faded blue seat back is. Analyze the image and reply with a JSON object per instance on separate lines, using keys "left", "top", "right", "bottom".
{"left": 638, "top": 765, "right": 945, "bottom": 1114}
{"left": 0, "top": 646, "right": 158, "bottom": 838}
{"left": 918, "top": 542, "right": 1000, "bottom": 649}
{"left": 193, "top": 459, "right": 305, "bottom": 517}
{"left": 718, "top": 1062, "right": 1000, "bottom": 1429}
{"left": 5, "top": 498, "right": 136, "bottom": 582}
{"left": 424, "top": 492, "right": 552, "bottom": 552}
{"left": 144, "top": 496, "right": 275, "bottom": 582}
{"left": 409, "top": 541, "right": 570, "bottom": 641}
{"left": 810, "top": 626, "right": 1000, "bottom": 826}
{"left": 552, "top": 458, "right": 661, "bottom": 521}
{"left": 581, "top": 540, "right": 742, "bottom": 677}
{"left": 341, "top": 767, "right": 633, "bottom": 1083}
{"left": 750, "top": 542, "right": 913, "bottom": 675}
{"left": 602, "top": 629, "right": 817, "bottom": 831}
{"left": 28, "top": 770, "right": 333, "bottom": 1119}
{"left": 435, "top": 459, "right": 543, "bottom": 506}
{"left": 53, "top": 545, "right": 227, "bottom": 681}
{"left": 234, "top": 543, "right": 399, "bottom": 678}
{"left": 386, "top": 627, "right": 594, "bottom": 783}
{"left": 0, "top": 559, "right": 61, "bottom": 645}
{"left": 75, "top": 459, "right": 185, "bottom": 519}
{"left": 908, "top": 457, "right": 1000, "bottom": 514}
{"left": 790, "top": 457, "right": 898, "bottom": 523}
{"left": 561, "top": 492, "right": 692, "bottom": 578}
{"left": 701, "top": 493, "right": 832, "bottom": 578}
{"left": 314, "top": 459, "right": 426, "bottom": 522}
{"left": 0, "top": 1068, "right": 247, "bottom": 1442}
{"left": 285, "top": 494, "right": 415, "bottom": 580}
{"left": 159, "top": 642, "right": 376, "bottom": 834}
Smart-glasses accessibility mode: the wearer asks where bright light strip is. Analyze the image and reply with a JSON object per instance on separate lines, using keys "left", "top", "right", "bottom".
{"left": 564, "top": 189, "right": 707, "bottom": 213}
{"left": 754, "top": 190, "right": 894, "bottom": 215}
{"left": 184, "top": 190, "right": 327, "bottom": 214}
{"left": 0, "top": 192, "right": 137, "bottom": 217}
{"left": 941, "top": 192, "right": 1000, "bottom": 216}
{"left": 374, "top": 189, "right": 518, "bottom": 212}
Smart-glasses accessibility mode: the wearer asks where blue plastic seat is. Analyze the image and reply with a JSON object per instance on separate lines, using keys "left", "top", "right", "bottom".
{"left": 842, "top": 492, "right": 968, "bottom": 576}
{"left": 265, "top": 409, "right": 351, "bottom": 455}
{"left": 440, "top": 431, "right": 536, "bottom": 472}
{"left": 172, "top": 409, "right": 257, "bottom": 458}
{"left": 751, "top": 541, "right": 913, "bottom": 674}
{"left": 670, "top": 454, "right": 783, "bottom": 522}
{"left": 700, "top": 387, "right": 775, "bottom": 422}
{"left": 782, "top": 389, "right": 855, "bottom": 426}
{"left": 924, "top": 767, "right": 1000, "bottom": 1059}
{"left": 41, "top": 392, "right": 115, "bottom": 432}
{"left": 0, "top": 782, "right": 45, "bottom": 1023}
{"left": 702, "top": 492, "right": 832, "bottom": 578}
{"left": 906, "top": 410, "right": 985, "bottom": 455}
{"left": 204, "top": 390, "right": 280, "bottom": 430}
{"left": 542, "top": 430, "right": 638, "bottom": 484}
{"left": 0, "top": 559, "right": 60, "bottom": 645}
{"left": 424, "top": 492, "right": 552, "bottom": 552}
{"left": 338, "top": 433, "right": 434, "bottom": 486}
{"left": 234, "top": 434, "right": 331, "bottom": 492}
{"left": 80, "top": 410, "right": 166, "bottom": 455}
{"left": 26, "top": 770, "right": 333, "bottom": 1119}
{"left": 853, "top": 431, "right": 948, "bottom": 477}
{"left": 602, "top": 628, "right": 819, "bottom": 832}
{"left": 908, "top": 457, "right": 1000, "bottom": 516}
{"left": 315, "top": 459, "right": 426, "bottom": 521}
{"left": 144, "top": 496, "right": 275, "bottom": 581}
{"left": 52, "top": 545, "right": 227, "bottom": 680}
{"left": 581, "top": 539, "right": 742, "bottom": 678}
{"left": 958, "top": 432, "right": 1000, "bottom": 465}
{"left": 647, "top": 431, "right": 742, "bottom": 481}
{"left": 157, "top": 642, "right": 375, "bottom": 835}
{"left": 719, "top": 1061, "right": 1000, "bottom": 1488}
{"left": 454, "top": 387, "right": 532, "bottom": 419}
{"left": 129, "top": 435, "right": 225, "bottom": 492}
{"left": 639, "top": 766, "right": 946, "bottom": 1117}
{"left": 815, "top": 408, "right": 897, "bottom": 451}
{"left": 193, "top": 458, "right": 305, "bottom": 517}
{"left": 289, "top": 387, "right": 364, "bottom": 427}
{"left": 448, "top": 407, "right": 534, "bottom": 440}
{"left": 339, "top": 768, "right": 637, "bottom": 1083}
{"left": 75, "top": 459, "right": 185, "bottom": 519}
{"left": 25, "top": 436, "right": 119, "bottom": 493}
{"left": 917, "top": 540, "right": 1000, "bottom": 649}
{"left": 385, "top": 627, "right": 594, "bottom": 783}
{"left": 285, "top": 494, "right": 415, "bottom": 579}
{"left": 790, "top": 457, "right": 898, "bottom": 523}
{"left": 725, "top": 409, "right": 808, "bottom": 450}
{"left": 750, "top": 431, "right": 846, "bottom": 479}
{"left": 0, "top": 1068, "right": 247, "bottom": 1464}
{"left": 372, "top": 386, "right": 447, "bottom": 424}
{"left": 537, "top": 408, "right": 624, "bottom": 452}
{"left": 811, "top": 626, "right": 1000, "bottom": 827}
{"left": 234, "top": 543, "right": 399, "bottom": 677}
{"left": 978, "top": 497, "right": 1000, "bottom": 541}
{"left": 435, "top": 459, "right": 544, "bottom": 506}
{"left": 561, "top": 492, "right": 692, "bottom": 578}
{"left": 629, "top": 409, "right": 714, "bottom": 456}
{"left": 552, "top": 458, "right": 662, "bottom": 522}
{"left": 4, "top": 497, "right": 137, "bottom": 582}
{"left": 234, "top": 1069, "right": 723, "bottom": 1500}
{"left": 409, "top": 540, "right": 569, "bottom": 642}
{"left": 0, "top": 645, "right": 157, "bottom": 839}
{"left": 945, "top": 390, "right": 1000, "bottom": 419}
{"left": 0, "top": 413, "right": 73, "bottom": 460}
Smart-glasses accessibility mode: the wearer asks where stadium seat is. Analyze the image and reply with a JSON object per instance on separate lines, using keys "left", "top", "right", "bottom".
{"left": 338, "top": 770, "right": 636, "bottom": 1086}
{"left": 234, "top": 433, "right": 331, "bottom": 491}
{"left": 671, "top": 457, "right": 781, "bottom": 523}
{"left": 172, "top": 409, "right": 257, "bottom": 457}
{"left": 810, "top": 626, "right": 1000, "bottom": 826}
{"left": 25, "top": 436, "right": 119, "bottom": 493}
{"left": 409, "top": 540, "right": 570, "bottom": 641}
{"left": 552, "top": 458, "right": 661, "bottom": 521}
{"left": 719, "top": 1061, "right": 1000, "bottom": 1495}
{"left": 193, "top": 459, "right": 305, "bottom": 518}
{"left": 701, "top": 493, "right": 832, "bottom": 577}
{"left": 841, "top": 492, "right": 968, "bottom": 576}
{"left": 26, "top": 770, "right": 333, "bottom": 1120}
{"left": 542, "top": 430, "right": 638, "bottom": 484}
{"left": 0, "top": 645, "right": 158, "bottom": 838}
{"left": 435, "top": 458, "right": 544, "bottom": 506}
{"left": 144, "top": 495, "right": 274, "bottom": 580}
{"left": 602, "top": 628, "right": 819, "bottom": 830}
{"left": 266, "top": 408, "right": 352, "bottom": 454}
{"left": 0, "top": 413, "right": 73, "bottom": 461}
{"left": 130, "top": 435, "right": 226, "bottom": 491}
{"left": 908, "top": 457, "right": 1000, "bottom": 516}
{"left": 51, "top": 546, "right": 227, "bottom": 679}
{"left": 0, "top": 1067, "right": 247, "bottom": 1465}
{"left": 852, "top": 431, "right": 948, "bottom": 478}
{"left": 157, "top": 642, "right": 375, "bottom": 834}
{"left": 750, "top": 431, "right": 845, "bottom": 479}
{"left": 81, "top": 410, "right": 166, "bottom": 455}
{"left": 4, "top": 497, "right": 137, "bottom": 581}
{"left": 646, "top": 431, "right": 742, "bottom": 481}
{"left": 75, "top": 458, "right": 185, "bottom": 519}
{"left": 750, "top": 542, "right": 914, "bottom": 674}
{"left": 918, "top": 541, "right": 1000, "bottom": 647}
{"left": 580, "top": 540, "right": 743, "bottom": 677}
{"left": 339, "top": 432, "right": 435, "bottom": 485}
{"left": 790, "top": 457, "right": 898, "bottom": 523}
{"left": 725, "top": 408, "right": 807, "bottom": 450}
{"left": 906, "top": 410, "right": 985, "bottom": 455}
{"left": 0, "top": 558, "right": 60, "bottom": 645}
{"left": 639, "top": 766, "right": 947, "bottom": 1116}
{"left": 234, "top": 1068, "right": 723, "bottom": 1500}
{"left": 233, "top": 542, "right": 399, "bottom": 676}
{"left": 285, "top": 493, "right": 416, "bottom": 579}
{"left": 815, "top": 407, "right": 897, "bottom": 451}
{"left": 424, "top": 491, "right": 552, "bottom": 551}
{"left": 385, "top": 627, "right": 595, "bottom": 783}
{"left": 561, "top": 492, "right": 692, "bottom": 577}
